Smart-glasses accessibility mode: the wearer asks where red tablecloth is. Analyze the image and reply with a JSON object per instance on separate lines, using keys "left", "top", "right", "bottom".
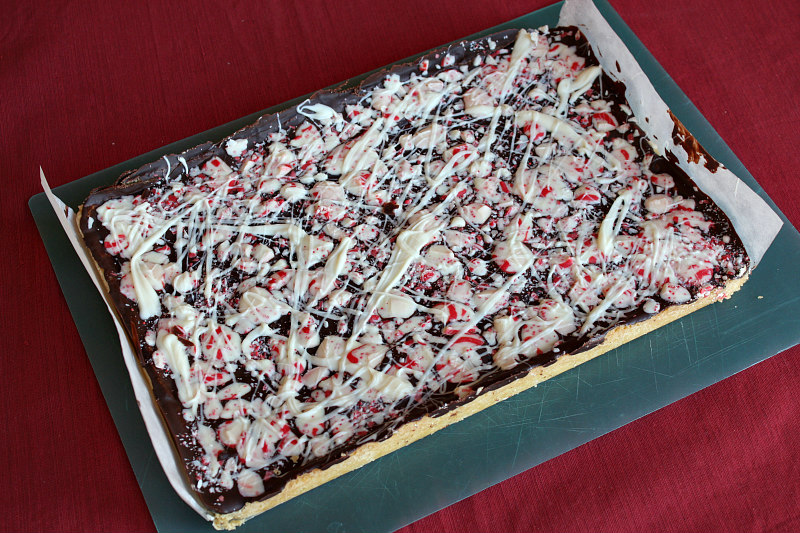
{"left": 3, "top": 0, "right": 799, "bottom": 531}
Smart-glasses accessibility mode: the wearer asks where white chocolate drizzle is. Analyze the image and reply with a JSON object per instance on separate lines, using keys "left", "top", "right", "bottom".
{"left": 87, "top": 27, "right": 748, "bottom": 504}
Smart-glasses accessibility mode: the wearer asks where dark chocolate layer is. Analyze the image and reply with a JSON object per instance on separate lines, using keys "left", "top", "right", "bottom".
{"left": 79, "top": 26, "right": 749, "bottom": 515}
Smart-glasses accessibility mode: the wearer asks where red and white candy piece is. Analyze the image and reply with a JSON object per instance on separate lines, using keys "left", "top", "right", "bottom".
{"left": 461, "top": 203, "right": 491, "bottom": 226}
{"left": 201, "top": 324, "right": 242, "bottom": 364}
{"left": 492, "top": 238, "right": 534, "bottom": 273}
{"left": 660, "top": 283, "right": 692, "bottom": 304}
{"left": 431, "top": 302, "right": 473, "bottom": 324}
{"left": 377, "top": 291, "right": 417, "bottom": 319}
{"left": 573, "top": 185, "right": 602, "bottom": 204}
{"left": 237, "top": 469, "right": 265, "bottom": 498}
{"left": 345, "top": 343, "right": 388, "bottom": 369}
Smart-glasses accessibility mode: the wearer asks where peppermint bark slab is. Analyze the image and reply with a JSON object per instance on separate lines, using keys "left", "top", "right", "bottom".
{"left": 79, "top": 26, "right": 750, "bottom": 529}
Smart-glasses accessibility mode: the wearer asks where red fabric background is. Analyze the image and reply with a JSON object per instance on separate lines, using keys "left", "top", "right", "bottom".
{"left": 2, "top": 0, "right": 798, "bottom": 531}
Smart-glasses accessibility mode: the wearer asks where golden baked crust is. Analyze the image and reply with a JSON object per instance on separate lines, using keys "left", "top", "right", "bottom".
{"left": 212, "top": 275, "right": 747, "bottom": 530}
{"left": 80, "top": 193, "right": 749, "bottom": 530}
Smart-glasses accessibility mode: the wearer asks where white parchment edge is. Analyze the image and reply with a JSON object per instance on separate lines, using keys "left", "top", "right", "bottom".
{"left": 40, "top": 169, "right": 214, "bottom": 522}
{"left": 559, "top": 0, "right": 782, "bottom": 265}
{"left": 39, "top": 0, "right": 782, "bottom": 522}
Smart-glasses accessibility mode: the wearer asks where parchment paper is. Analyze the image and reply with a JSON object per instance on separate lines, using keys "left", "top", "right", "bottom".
{"left": 40, "top": 170, "right": 213, "bottom": 521}
{"left": 41, "top": 0, "right": 783, "bottom": 522}
{"left": 560, "top": 0, "right": 782, "bottom": 264}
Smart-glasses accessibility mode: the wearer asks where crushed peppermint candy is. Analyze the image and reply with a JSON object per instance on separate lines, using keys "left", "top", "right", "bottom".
{"left": 80, "top": 26, "right": 748, "bottom": 514}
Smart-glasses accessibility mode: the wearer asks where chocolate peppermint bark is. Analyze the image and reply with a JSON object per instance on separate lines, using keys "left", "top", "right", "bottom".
{"left": 79, "top": 26, "right": 749, "bottom": 528}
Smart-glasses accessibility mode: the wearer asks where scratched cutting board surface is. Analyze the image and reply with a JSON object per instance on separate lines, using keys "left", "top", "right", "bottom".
{"left": 29, "top": 1, "right": 800, "bottom": 532}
